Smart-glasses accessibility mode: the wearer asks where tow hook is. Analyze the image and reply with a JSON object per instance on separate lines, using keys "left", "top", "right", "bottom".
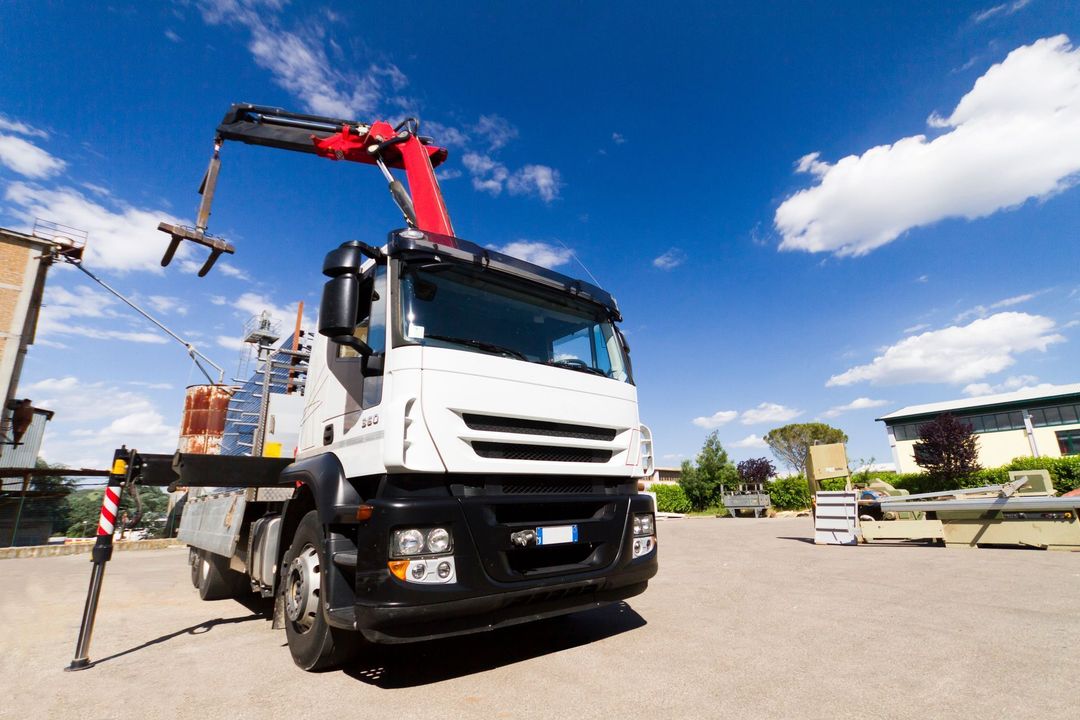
{"left": 510, "top": 529, "right": 537, "bottom": 548}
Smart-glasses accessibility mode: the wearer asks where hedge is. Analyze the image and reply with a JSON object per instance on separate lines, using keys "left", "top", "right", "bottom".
{"left": 885, "top": 456, "right": 1080, "bottom": 496}
{"left": 764, "top": 456, "right": 1080, "bottom": 511}
{"left": 653, "top": 483, "right": 692, "bottom": 513}
{"left": 768, "top": 476, "right": 812, "bottom": 511}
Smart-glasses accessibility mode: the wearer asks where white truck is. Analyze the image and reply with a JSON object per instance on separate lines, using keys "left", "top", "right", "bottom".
{"left": 162, "top": 105, "right": 658, "bottom": 670}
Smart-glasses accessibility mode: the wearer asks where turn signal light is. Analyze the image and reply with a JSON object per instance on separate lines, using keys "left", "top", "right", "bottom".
{"left": 356, "top": 504, "right": 373, "bottom": 521}
{"left": 388, "top": 560, "right": 409, "bottom": 580}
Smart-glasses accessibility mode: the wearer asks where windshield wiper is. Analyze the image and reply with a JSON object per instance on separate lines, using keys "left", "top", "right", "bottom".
{"left": 424, "top": 334, "right": 528, "bottom": 360}
{"left": 545, "top": 358, "right": 607, "bottom": 376}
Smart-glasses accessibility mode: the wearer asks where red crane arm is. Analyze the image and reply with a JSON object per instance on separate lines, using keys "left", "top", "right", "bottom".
{"left": 159, "top": 104, "right": 456, "bottom": 276}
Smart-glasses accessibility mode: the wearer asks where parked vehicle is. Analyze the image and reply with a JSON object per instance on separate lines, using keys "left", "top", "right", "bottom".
{"left": 171, "top": 105, "right": 658, "bottom": 670}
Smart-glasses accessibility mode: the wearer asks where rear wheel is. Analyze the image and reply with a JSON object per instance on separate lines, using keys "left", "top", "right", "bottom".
{"left": 197, "top": 549, "right": 249, "bottom": 600}
{"left": 282, "top": 510, "right": 360, "bottom": 671}
{"left": 189, "top": 547, "right": 200, "bottom": 589}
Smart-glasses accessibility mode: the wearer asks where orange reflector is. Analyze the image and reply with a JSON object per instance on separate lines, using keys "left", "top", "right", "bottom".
{"left": 356, "top": 504, "right": 373, "bottom": 521}
{"left": 388, "top": 560, "right": 409, "bottom": 580}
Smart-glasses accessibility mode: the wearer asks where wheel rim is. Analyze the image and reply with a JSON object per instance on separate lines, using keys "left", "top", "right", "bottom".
{"left": 284, "top": 544, "right": 321, "bottom": 632}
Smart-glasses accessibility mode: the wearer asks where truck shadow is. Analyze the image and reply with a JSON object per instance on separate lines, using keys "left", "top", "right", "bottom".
{"left": 342, "top": 601, "right": 646, "bottom": 688}
{"left": 86, "top": 594, "right": 274, "bottom": 668}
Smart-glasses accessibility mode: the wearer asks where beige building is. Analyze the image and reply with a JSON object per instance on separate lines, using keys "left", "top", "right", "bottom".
{"left": 878, "top": 384, "right": 1080, "bottom": 474}
{"left": 643, "top": 466, "right": 682, "bottom": 485}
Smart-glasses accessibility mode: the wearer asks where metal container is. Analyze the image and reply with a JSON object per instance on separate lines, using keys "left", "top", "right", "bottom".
{"left": 178, "top": 385, "right": 234, "bottom": 455}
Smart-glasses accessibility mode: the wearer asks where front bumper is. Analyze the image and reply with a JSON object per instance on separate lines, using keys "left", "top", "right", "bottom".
{"left": 327, "top": 492, "right": 658, "bottom": 643}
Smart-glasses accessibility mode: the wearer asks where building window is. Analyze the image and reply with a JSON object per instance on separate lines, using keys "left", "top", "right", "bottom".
{"left": 1058, "top": 430, "right": 1080, "bottom": 456}
{"left": 1030, "top": 403, "right": 1080, "bottom": 428}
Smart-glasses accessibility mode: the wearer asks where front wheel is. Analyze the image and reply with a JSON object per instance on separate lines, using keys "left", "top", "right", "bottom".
{"left": 281, "top": 510, "right": 360, "bottom": 671}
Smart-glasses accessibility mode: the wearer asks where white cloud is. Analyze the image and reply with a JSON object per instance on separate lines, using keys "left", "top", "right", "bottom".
{"left": 36, "top": 284, "right": 169, "bottom": 345}
{"left": 4, "top": 182, "right": 185, "bottom": 272}
{"left": 991, "top": 292, "right": 1036, "bottom": 308}
{"left": 197, "top": 0, "right": 397, "bottom": 118}
{"left": 476, "top": 115, "right": 518, "bottom": 151}
{"left": 146, "top": 295, "right": 188, "bottom": 316}
{"left": 164, "top": 28, "right": 182, "bottom": 42}
{"left": 507, "top": 164, "right": 562, "bottom": 202}
{"left": 462, "top": 152, "right": 509, "bottom": 195}
{"left": 217, "top": 262, "right": 250, "bottom": 279}
{"left": 462, "top": 153, "right": 562, "bottom": 202}
{"left": 775, "top": 36, "right": 1080, "bottom": 256}
{"left": 489, "top": 241, "right": 572, "bottom": 269}
{"left": 692, "top": 410, "right": 738, "bottom": 429}
{"left": 823, "top": 397, "right": 889, "bottom": 418}
{"left": 0, "top": 134, "right": 66, "bottom": 178}
{"left": 740, "top": 402, "right": 803, "bottom": 425}
{"left": 731, "top": 434, "right": 767, "bottom": 449}
{"left": 0, "top": 114, "right": 48, "bottom": 139}
{"left": 128, "top": 381, "right": 174, "bottom": 390}
{"left": 24, "top": 376, "right": 178, "bottom": 466}
{"left": 217, "top": 335, "right": 247, "bottom": 351}
{"left": 904, "top": 323, "right": 930, "bottom": 334}
{"left": 652, "top": 248, "right": 686, "bottom": 270}
{"left": 180, "top": 258, "right": 250, "bottom": 280}
{"left": 612, "top": 132, "right": 626, "bottom": 145}
{"left": 424, "top": 120, "right": 469, "bottom": 148}
{"left": 972, "top": 0, "right": 1031, "bottom": 23}
{"left": 955, "top": 292, "right": 1039, "bottom": 323}
{"left": 961, "top": 374, "right": 1053, "bottom": 396}
{"left": 827, "top": 312, "right": 1065, "bottom": 386}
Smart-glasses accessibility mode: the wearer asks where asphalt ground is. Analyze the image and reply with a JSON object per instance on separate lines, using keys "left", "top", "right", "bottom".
{"left": 3, "top": 517, "right": 1078, "bottom": 720}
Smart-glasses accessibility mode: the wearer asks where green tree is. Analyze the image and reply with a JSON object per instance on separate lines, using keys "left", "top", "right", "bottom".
{"left": 29, "top": 459, "right": 75, "bottom": 535}
{"left": 63, "top": 485, "right": 170, "bottom": 537}
{"left": 678, "top": 431, "right": 738, "bottom": 510}
{"left": 764, "top": 423, "right": 848, "bottom": 476}
{"left": 913, "top": 413, "right": 980, "bottom": 485}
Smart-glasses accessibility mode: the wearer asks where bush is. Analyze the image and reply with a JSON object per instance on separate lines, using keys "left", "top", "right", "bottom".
{"left": 652, "top": 483, "right": 692, "bottom": 513}
{"left": 768, "top": 476, "right": 812, "bottom": 511}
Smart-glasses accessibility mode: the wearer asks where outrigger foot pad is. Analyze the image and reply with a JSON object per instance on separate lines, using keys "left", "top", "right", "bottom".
{"left": 157, "top": 222, "right": 235, "bottom": 277}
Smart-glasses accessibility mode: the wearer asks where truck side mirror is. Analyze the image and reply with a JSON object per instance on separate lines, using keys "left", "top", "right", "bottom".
{"left": 318, "top": 274, "right": 373, "bottom": 357}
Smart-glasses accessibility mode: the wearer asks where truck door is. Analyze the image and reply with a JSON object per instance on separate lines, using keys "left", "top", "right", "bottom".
{"left": 327, "top": 265, "right": 387, "bottom": 440}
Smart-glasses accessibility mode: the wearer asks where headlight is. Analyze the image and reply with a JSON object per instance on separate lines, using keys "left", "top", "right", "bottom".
{"left": 427, "top": 528, "right": 451, "bottom": 554}
{"left": 393, "top": 529, "right": 425, "bottom": 556}
{"left": 391, "top": 527, "right": 454, "bottom": 558}
{"left": 633, "top": 513, "right": 654, "bottom": 537}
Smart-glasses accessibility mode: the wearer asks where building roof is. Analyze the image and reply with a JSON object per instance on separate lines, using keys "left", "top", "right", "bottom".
{"left": 877, "top": 383, "right": 1080, "bottom": 423}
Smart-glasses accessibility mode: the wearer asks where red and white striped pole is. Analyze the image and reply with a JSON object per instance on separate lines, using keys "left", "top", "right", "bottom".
{"left": 67, "top": 447, "right": 132, "bottom": 671}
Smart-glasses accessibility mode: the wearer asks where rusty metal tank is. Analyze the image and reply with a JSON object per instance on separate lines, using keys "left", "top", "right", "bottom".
{"left": 178, "top": 384, "right": 234, "bottom": 455}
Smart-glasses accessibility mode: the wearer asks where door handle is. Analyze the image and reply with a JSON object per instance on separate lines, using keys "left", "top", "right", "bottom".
{"left": 323, "top": 424, "right": 334, "bottom": 445}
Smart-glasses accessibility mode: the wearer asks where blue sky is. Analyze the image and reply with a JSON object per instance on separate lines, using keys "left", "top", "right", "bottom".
{"left": 1, "top": 1, "right": 1078, "bottom": 470}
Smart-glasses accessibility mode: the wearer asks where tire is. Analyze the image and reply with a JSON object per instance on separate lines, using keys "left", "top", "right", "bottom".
{"left": 189, "top": 547, "right": 200, "bottom": 589}
{"left": 197, "top": 549, "right": 249, "bottom": 601}
{"left": 281, "top": 510, "right": 360, "bottom": 671}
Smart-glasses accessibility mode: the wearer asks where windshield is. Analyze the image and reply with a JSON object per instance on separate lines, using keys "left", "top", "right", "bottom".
{"left": 398, "top": 262, "right": 632, "bottom": 383}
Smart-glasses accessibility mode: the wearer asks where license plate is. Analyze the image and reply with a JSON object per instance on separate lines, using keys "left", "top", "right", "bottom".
{"left": 536, "top": 525, "right": 578, "bottom": 546}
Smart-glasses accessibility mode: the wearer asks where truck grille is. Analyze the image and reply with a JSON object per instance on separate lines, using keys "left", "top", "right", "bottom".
{"left": 462, "top": 413, "right": 617, "bottom": 441}
{"left": 501, "top": 478, "right": 595, "bottom": 495}
{"left": 471, "top": 441, "right": 612, "bottom": 463}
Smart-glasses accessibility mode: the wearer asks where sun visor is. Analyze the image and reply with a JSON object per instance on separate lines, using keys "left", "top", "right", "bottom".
{"left": 385, "top": 229, "right": 621, "bottom": 319}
